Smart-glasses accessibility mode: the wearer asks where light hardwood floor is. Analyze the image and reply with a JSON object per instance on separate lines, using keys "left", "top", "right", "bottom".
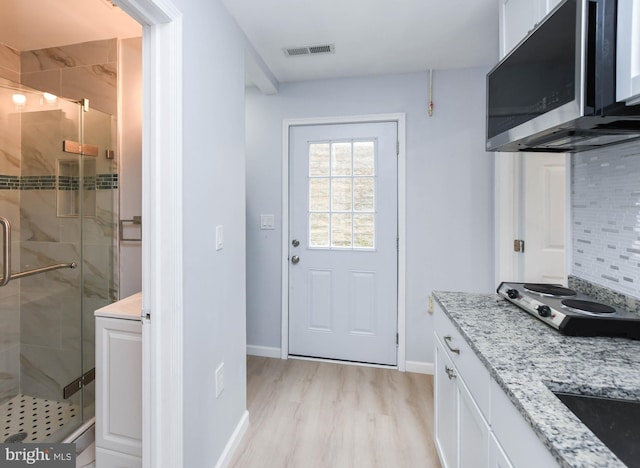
{"left": 229, "top": 356, "right": 441, "bottom": 468}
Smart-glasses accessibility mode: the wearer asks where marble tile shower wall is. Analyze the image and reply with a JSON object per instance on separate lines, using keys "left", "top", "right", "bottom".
{"left": 20, "top": 39, "right": 117, "bottom": 116}
{"left": 0, "top": 43, "right": 20, "bottom": 83}
{"left": 572, "top": 141, "right": 640, "bottom": 299}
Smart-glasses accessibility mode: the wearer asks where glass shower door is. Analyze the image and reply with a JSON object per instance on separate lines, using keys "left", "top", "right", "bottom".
{"left": 79, "top": 105, "right": 118, "bottom": 422}
{"left": 0, "top": 77, "right": 84, "bottom": 442}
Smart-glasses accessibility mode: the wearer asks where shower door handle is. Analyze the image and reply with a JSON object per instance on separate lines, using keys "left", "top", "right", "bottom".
{"left": 0, "top": 217, "right": 10, "bottom": 287}
{"left": 0, "top": 216, "right": 76, "bottom": 286}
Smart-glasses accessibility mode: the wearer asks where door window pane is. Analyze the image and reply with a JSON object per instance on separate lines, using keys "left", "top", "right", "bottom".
{"left": 308, "top": 139, "right": 377, "bottom": 250}
{"left": 331, "top": 178, "right": 352, "bottom": 211}
{"left": 331, "top": 142, "right": 352, "bottom": 176}
{"left": 353, "top": 177, "right": 374, "bottom": 211}
{"left": 354, "top": 214, "right": 375, "bottom": 248}
{"left": 309, "top": 143, "right": 330, "bottom": 176}
{"left": 309, "top": 213, "right": 330, "bottom": 247}
{"left": 331, "top": 213, "right": 352, "bottom": 248}
{"left": 309, "top": 178, "right": 330, "bottom": 211}
{"left": 353, "top": 142, "right": 375, "bottom": 175}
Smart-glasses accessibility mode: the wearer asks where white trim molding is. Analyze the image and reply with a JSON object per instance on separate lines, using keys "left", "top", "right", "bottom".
{"left": 405, "top": 361, "right": 435, "bottom": 375}
{"left": 214, "top": 411, "right": 250, "bottom": 468}
{"left": 281, "top": 113, "right": 407, "bottom": 371}
{"left": 116, "top": 1, "right": 183, "bottom": 468}
{"left": 247, "top": 345, "right": 282, "bottom": 359}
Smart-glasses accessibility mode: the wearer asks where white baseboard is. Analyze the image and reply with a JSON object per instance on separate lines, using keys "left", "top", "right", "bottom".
{"left": 405, "top": 361, "right": 434, "bottom": 375}
{"left": 214, "top": 410, "right": 249, "bottom": 468}
{"left": 246, "top": 345, "right": 281, "bottom": 359}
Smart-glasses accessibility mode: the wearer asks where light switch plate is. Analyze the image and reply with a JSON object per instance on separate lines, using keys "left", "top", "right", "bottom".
{"left": 260, "top": 214, "right": 275, "bottom": 230}
{"left": 216, "top": 225, "right": 223, "bottom": 250}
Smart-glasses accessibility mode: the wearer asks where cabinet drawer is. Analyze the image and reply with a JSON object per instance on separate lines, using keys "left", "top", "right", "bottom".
{"left": 434, "top": 304, "right": 491, "bottom": 420}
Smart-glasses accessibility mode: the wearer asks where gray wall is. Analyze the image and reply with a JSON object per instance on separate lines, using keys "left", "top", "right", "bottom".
{"left": 572, "top": 142, "right": 640, "bottom": 298}
{"left": 175, "top": 0, "right": 247, "bottom": 464}
{"left": 246, "top": 69, "right": 495, "bottom": 365}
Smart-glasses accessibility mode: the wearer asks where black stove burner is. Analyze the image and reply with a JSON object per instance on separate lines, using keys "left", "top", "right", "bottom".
{"left": 561, "top": 299, "right": 616, "bottom": 314}
{"left": 523, "top": 283, "right": 577, "bottom": 297}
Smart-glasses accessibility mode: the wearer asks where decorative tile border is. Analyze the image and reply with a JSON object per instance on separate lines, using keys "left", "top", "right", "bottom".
{"left": 0, "top": 175, "right": 20, "bottom": 190}
{"left": 96, "top": 173, "right": 118, "bottom": 190}
{"left": 0, "top": 174, "right": 118, "bottom": 190}
{"left": 20, "top": 176, "right": 56, "bottom": 190}
{"left": 568, "top": 275, "right": 640, "bottom": 314}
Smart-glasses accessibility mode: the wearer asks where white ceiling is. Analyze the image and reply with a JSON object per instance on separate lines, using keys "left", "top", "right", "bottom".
{"left": 222, "top": 0, "right": 500, "bottom": 83}
{"left": 0, "top": 0, "right": 499, "bottom": 85}
{"left": 0, "top": 0, "right": 141, "bottom": 52}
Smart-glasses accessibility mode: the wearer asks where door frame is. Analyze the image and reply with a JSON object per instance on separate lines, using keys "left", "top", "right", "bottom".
{"left": 116, "top": 0, "right": 183, "bottom": 467}
{"left": 281, "top": 114, "right": 407, "bottom": 371}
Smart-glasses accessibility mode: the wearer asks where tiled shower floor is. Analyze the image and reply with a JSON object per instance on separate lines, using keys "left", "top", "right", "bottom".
{"left": 0, "top": 394, "right": 80, "bottom": 442}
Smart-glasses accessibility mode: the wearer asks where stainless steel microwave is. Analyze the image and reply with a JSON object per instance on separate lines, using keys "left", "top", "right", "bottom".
{"left": 486, "top": 0, "right": 640, "bottom": 153}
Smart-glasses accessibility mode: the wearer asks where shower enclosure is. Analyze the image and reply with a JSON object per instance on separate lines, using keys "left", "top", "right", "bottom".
{"left": 0, "top": 76, "right": 118, "bottom": 443}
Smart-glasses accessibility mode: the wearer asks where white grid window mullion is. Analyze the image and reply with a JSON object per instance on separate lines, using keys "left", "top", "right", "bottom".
{"left": 329, "top": 140, "right": 334, "bottom": 247}
{"left": 350, "top": 140, "right": 355, "bottom": 248}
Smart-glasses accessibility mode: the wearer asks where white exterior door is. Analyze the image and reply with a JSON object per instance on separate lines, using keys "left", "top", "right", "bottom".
{"left": 522, "top": 154, "right": 566, "bottom": 283}
{"left": 288, "top": 122, "right": 398, "bottom": 365}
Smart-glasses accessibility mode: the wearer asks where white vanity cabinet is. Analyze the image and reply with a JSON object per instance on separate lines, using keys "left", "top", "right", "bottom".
{"left": 617, "top": 0, "right": 640, "bottom": 105}
{"left": 95, "top": 293, "right": 143, "bottom": 468}
{"left": 433, "top": 302, "right": 560, "bottom": 468}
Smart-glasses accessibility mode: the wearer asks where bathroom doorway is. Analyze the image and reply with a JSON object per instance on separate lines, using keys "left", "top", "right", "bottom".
{"left": 0, "top": 0, "right": 142, "bottom": 444}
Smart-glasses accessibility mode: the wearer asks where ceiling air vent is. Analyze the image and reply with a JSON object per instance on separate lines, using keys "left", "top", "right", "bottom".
{"left": 283, "top": 44, "right": 335, "bottom": 57}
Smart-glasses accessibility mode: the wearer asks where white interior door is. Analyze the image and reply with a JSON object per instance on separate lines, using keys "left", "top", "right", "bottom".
{"left": 522, "top": 153, "right": 566, "bottom": 283}
{"left": 289, "top": 122, "right": 398, "bottom": 365}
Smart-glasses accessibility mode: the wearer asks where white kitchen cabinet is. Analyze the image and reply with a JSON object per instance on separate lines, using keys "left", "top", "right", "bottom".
{"left": 433, "top": 303, "right": 559, "bottom": 468}
{"left": 490, "top": 379, "right": 559, "bottom": 468}
{"left": 95, "top": 294, "right": 143, "bottom": 468}
{"left": 489, "top": 433, "right": 514, "bottom": 468}
{"left": 434, "top": 341, "right": 459, "bottom": 468}
{"left": 434, "top": 303, "right": 491, "bottom": 468}
{"left": 499, "top": 0, "right": 561, "bottom": 59}
{"left": 617, "top": 0, "right": 640, "bottom": 105}
{"left": 458, "top": 375, "right": 490, "bottom": 468}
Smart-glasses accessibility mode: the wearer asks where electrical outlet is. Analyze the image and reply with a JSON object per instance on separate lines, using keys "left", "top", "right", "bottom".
{"left": 215, "top": 362, "right": 224, "bottom": 398}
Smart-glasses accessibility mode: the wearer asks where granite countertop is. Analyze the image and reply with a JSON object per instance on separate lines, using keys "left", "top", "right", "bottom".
{"left": 94, "top": 292, "right": 142, "bottom": 320}
{"left": 433, "top": 291, "right": 640, "bottom": 468}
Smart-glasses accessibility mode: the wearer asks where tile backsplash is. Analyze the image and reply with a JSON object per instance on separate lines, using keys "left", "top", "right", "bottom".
{"left": 572, "top": 141, "right": 640, "bottom": 298}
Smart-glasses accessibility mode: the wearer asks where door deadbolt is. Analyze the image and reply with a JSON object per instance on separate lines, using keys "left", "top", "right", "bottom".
{"left": 291, "top": 255, "right": 300, "bottom": 264}
{"left": 292, "top": 239, "right": 300, "bottom": 247}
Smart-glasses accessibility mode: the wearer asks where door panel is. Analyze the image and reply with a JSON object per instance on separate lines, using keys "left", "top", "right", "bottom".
{"left": 289, "top": 122, "right": 398, "bottom": 365}
{"left": 307, "top": 269, "right": 332, "bottom": 331}
{"left": 523, "top": 154, "right": 566, "bottom": 283}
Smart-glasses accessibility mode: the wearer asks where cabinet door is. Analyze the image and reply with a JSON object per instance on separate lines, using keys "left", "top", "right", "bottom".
{"left": 96, "top": 317, "right": 143, "bottom": 458}
{"left": 617, "top": 0, "right": 640, "bottom": 105}
{"left": 500, "top": 0, "right": 545, "bottom": 58}
{"left": 459, "top": 377, "right": 490, "bottom": 468}
{"left": 434, "top": 339, "right": 458, "bottom": 468}
{"left": 490, "top": 433, "right": 514, "bottom": 468}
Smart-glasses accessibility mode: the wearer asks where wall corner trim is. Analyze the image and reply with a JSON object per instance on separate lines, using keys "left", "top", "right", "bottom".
{"left": 214, "top": 410, "right": 250, "bottom": 468}
{"left": 247, "top": 345, "right": 282, "bottom": 359}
